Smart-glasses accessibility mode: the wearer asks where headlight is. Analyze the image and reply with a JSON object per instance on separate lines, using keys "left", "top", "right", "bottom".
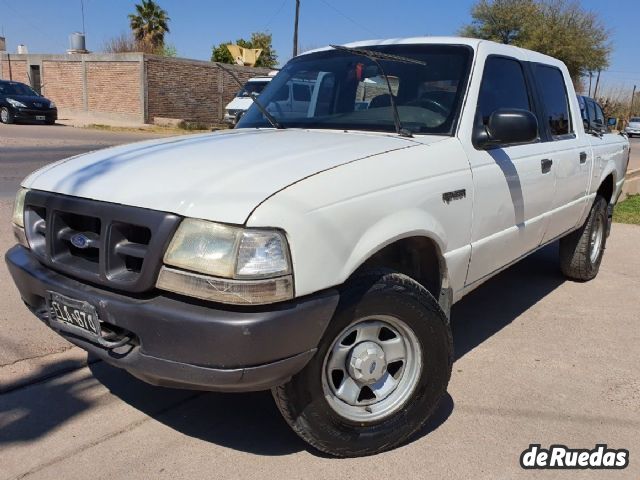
{"left": 158, "top": 219, "right": 293, "bottom": 304}
{"left": 7, "top": 98, "right": 26, "bottom": 108}
{"left": 12, "top": 188, "right": 27, "bottom": 227}
{"left": 12, "top": 188, "right": 29, "bottom": 248}
{"left": 49, "top": 101, "right": 56, "bottom": 108}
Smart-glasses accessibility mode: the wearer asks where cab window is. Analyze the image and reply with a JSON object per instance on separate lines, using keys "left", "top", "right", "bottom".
{"left": 534, "top": 65, "right": 573, "bottom": 138}
{"left": 477, "top": 56, "right": 531, "bottom": 125}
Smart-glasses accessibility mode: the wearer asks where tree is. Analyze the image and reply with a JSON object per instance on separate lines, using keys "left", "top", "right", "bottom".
{"left": 211, "top": 32, "right": 278, "bottom": 68}
{"left": 128, "top": 0, "right": 170, "bottom": 51}
{"left": 460, "top": 0, "right": 539, "bottom": 45}
{"left": 460, "top": 0, "right": 610, "bottom": 80}
{"left": 102, "top": 32, "right": 177, "bottom": 57}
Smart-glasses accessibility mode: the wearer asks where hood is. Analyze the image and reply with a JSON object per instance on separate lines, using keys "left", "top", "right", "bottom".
{"left": 225, "top": 97, "right": 254, "bottom": 111}
{"left": 24, "top": 129, "right": 431, "bottom": 224}
{"left": 628, "top": 122, "right": 640, "bottom": 128}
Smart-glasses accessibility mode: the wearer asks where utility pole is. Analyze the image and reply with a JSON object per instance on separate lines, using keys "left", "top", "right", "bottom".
{"left": 630, "top": 85, "right": 637, "bottom": 119}
{"left": 588, "top": 71, "right": 593, "bottom": 97}
{"left": 293, "top": 0, "right": 300, "bottom": 57}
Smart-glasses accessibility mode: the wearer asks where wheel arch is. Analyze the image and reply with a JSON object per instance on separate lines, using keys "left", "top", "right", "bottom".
{"left": 597, "top": 171, "right": 615, "bottom": 204}
{"left": 344, "top": 230, "right": 451, "bottom": 314}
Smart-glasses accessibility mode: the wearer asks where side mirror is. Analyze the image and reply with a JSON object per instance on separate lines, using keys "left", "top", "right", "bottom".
{"left": 474, "top": 109, "right": 538, "bottom": 149}
{"left": 607, "top": 117, "right": 617, "bottom": 127}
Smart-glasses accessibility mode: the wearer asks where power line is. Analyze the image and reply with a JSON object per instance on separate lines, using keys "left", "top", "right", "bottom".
{"left": 262, "top": 0, "right": 288, "bottom": 31}
{"left": 317, "top": 0, "right": 378, "bottom": 37}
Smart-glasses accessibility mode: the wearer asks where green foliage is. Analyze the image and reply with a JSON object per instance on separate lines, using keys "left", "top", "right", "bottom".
{"left": 613, "top": 195, "right": 640, "bottom": 225}
{"left": 211, "top": 32, "right": 278, "bottom": 68}
{"left": 460, "top": 0, "right": 538, "bottom": 44}
{"left": 460, "top": 0, "right": 610, "bottom": 80}
{"left": 129, "top": 0, "right": 170, "bottom": 51}
{"left": 158, "top": 43, "right": 177, "bottom": 57}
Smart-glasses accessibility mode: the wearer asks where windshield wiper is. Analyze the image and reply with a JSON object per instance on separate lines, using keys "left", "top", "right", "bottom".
{"left": 217, "top": 63, "right": 284, "bottom": 129}
{"left": 330, "top": 44, "right": 427, "bottom": 138}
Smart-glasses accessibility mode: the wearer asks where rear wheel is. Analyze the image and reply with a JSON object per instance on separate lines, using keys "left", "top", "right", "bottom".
{"left": 560, "top": 195, "right": 608, "bottom": 281}
{"left": 272, "top": 270, "right": 452, "bottom": 457}
{"left": 0, "top": 107, "right": 14, "bottom": 124}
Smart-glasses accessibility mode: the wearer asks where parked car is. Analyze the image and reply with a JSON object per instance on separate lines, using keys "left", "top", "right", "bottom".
{"left": 6, "top": 37, "right": 629, "bottom": 457}
{"left": 0, "top": 80, "right": 57, "bottom": 125}
{"left": 223, "top": 75, "right": 273, "bottom": 125}
{"left": 625, "top": 116, "right": 640, "bottom": 137}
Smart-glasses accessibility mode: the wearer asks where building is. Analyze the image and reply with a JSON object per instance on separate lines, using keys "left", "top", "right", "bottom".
{"left": 0, "top": 52, "right": 270, "bottom": 125}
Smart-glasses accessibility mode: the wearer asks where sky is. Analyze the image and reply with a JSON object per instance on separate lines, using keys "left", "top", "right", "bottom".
{"left": 0, "top": 0, "right": 638, "bottom": 93}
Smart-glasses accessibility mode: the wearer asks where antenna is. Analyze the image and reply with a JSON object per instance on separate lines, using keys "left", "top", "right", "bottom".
{"left": 80, "top": 0, "right": 86, "bottom": 34}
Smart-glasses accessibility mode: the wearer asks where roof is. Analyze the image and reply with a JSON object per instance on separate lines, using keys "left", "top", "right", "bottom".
{"left": 300, "top": 36, "right": 564, "bottom": 68}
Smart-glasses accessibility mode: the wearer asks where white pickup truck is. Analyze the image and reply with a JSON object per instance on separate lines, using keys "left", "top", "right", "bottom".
{"left": 7, "top": 37, "right": 630, "bottom": 457}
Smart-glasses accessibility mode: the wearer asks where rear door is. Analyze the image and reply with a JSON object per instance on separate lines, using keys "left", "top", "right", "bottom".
{"left": 532, "top": 64, "right": 593, "bottom": 243}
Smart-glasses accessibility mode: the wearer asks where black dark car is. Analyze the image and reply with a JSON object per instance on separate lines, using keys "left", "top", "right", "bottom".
{"left": 0, "top": 80, "right": 57, "bottom": 124}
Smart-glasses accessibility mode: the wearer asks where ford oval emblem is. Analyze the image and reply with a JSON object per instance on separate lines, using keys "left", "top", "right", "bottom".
{"left": 70, "top": 233, "right": 89, "bottom": 249}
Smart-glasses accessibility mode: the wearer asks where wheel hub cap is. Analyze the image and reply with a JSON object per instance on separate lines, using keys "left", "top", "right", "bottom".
{"left": 322, "top": 316, "right": 423, "bottom": 422}
{"left": 348, "top": 341, "right": 387, "bottom": 384}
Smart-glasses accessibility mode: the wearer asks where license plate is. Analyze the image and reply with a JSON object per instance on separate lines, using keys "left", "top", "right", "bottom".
{"left": 35, "top": 115, "right": 46, "bottom": 121}
{"left": 47, "top": 292, "right": 101, "bottom": 340}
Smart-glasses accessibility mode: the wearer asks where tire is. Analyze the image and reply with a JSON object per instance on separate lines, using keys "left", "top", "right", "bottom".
{"left": 559, "top": 195, "right": 608, "bottom": 281}
{"left": 272, "top": 269, "right": 453, "bottom": 457}
{"left": 0, "top": 107, "right": 14, "bottom": 124}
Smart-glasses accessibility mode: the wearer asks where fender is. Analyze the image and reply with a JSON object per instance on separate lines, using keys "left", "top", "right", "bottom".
{"left": 342, "top": 208, "right": 447, "bottom": 281}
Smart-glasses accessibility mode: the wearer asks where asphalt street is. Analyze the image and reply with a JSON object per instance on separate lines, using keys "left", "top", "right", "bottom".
{"left": 0, "top": 125, "right": 639, "bottom": 479}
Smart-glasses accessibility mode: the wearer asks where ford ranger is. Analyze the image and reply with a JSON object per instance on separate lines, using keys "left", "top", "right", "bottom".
{"left": 6, "top": 37, "right": 630, "bottom": 457}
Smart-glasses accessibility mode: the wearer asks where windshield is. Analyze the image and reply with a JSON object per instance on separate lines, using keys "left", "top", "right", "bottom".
{"left": 237, "top": 44, "right": 473, "bottom": 135}
{"left": 236, "top": 80, "right": 270, "bottom": 98}
{"left": 630, "top": 117, "right": 640, "bottom": 123}
{"left": 0, "top": 82, "right": 38, "bottom": 96}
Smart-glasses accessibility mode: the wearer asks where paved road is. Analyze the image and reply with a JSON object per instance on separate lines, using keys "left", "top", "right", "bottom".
{"left": 0, "top": 125, "right": 639, "bottom": 479}
{"left": 0, "top": 124, "right": 164, "bottom": 380}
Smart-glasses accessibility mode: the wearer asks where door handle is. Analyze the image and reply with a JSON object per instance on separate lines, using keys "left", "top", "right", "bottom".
{"left": 579, "top": 151, "right": 587, "bottom": 164}
{"left": 541, "top": 158, "right": 553, "bottom": 174}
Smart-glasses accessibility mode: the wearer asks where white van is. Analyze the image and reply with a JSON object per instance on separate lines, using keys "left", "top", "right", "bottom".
{"left": 223, "top": 75, "right": 273, "bottom": 124}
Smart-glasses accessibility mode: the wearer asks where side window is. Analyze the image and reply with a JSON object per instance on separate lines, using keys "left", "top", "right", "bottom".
{"left": 535, "top": 65, "right": 572, "bottom": 138}
{"left": 594, "top": 102, "right": 605, "bottom": 127}
{"left": 477, "top": 56, "right": 530, "bottom": 125}
{"left": 292, "top": 83, "right": 311, "bottom": 102}
{"left": 586, "top": 99, "right": 596, "bottom": 126}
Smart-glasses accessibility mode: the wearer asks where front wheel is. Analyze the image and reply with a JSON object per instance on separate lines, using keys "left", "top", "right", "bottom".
{"left": 272, "top": 270, "right": 452, "bottom": 457}
{"left": 0, "top": 107, "right": 14, "bottom": 124}
{"left": 559, "top": 195, "right": 608, "bottom": 281}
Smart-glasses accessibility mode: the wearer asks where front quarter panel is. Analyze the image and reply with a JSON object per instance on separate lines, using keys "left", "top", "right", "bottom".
{"left": 247, "top": 138, "right": 473, "bottom": 298}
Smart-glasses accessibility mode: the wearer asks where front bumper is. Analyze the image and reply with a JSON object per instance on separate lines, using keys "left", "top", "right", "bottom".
{"left": 6, "top": 245, "right": 339, "bottom": 391}
{"left": 12, "top": 107, "right": 57, "bottom": 123}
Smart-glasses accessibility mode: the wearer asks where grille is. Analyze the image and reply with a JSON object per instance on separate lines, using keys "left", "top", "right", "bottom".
{"left": 23, "top": 191, "right": 181, "bottom": 293}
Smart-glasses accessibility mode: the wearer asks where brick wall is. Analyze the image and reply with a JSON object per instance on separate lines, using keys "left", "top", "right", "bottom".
{"left": 0, "top": 59, "right": 28, "bottom": 83}
{"left": 146, "top": 56, "right": 270, "bottom": 123}
{"left": 42, "top": 60, "right": 84, "bottom": 111}
{"left": 1, "top": 53, "right": 268, "bottom": 124}
{"left": 87, "top": 61, "right": 141, "bottom": 117}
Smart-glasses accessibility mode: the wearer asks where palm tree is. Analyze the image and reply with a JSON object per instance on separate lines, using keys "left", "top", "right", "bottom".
{"left": 128, "top": 0, "right": 170, "bottom": 51}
